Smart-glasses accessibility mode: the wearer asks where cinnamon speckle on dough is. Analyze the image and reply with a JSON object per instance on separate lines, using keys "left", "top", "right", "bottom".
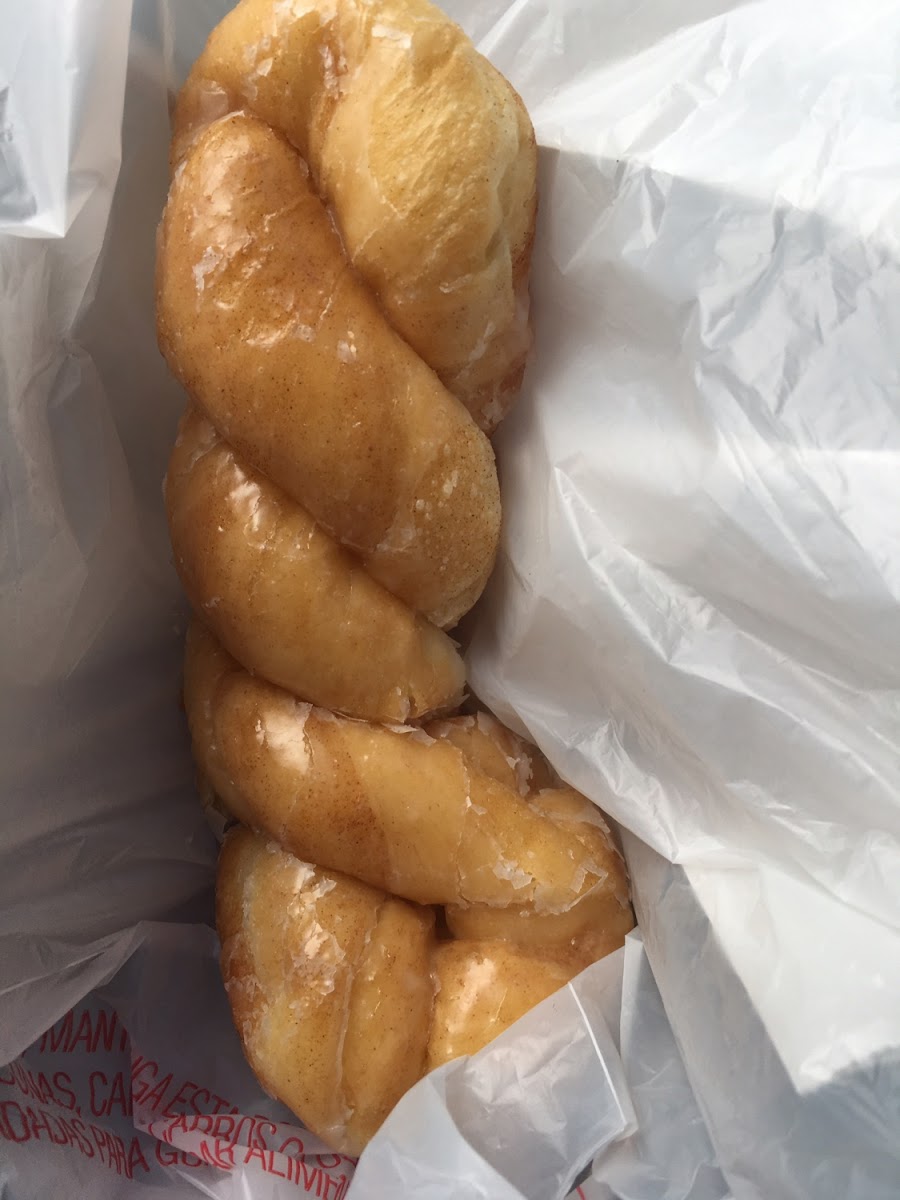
{"left": 162, "top": 0, "right": 631, "bottom": 1163}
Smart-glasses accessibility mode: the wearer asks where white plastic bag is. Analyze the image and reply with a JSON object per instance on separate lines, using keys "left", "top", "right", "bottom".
{"left": 2, "top": 0, "right": 898, "bottom": 1196}
{"left": 465, "top": 1, "right": 900, "bottom": 1192}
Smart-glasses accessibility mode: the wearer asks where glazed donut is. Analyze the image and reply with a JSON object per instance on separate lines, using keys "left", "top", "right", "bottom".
{"left": 218, "top": 827, "right": 581, "bottom": 1156}
{"left": 217, "top": 827, "right": 436, "bottom": 1156}
{"left": 185, "top": 620, "right": 631, "bottom": 944}
{"left": 165, "top": 0, "right": 536, "bottom": 434}
{"left": 166, "top": 409, "right": 465, "bottom": 721}
{"left": 159, "top": 0, "right": 634, "bottom": 1155}
{"left": 158, "top": 111, "right": 501, "bottom": 630}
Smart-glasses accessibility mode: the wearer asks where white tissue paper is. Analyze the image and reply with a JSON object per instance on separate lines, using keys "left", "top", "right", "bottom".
{"left": 1, "top": 0, "right": 897, "bottom": 1197}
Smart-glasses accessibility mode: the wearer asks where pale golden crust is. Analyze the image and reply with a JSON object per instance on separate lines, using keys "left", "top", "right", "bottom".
{"left": 163, "top": 0, "right": 633, "bottom": 1158}
{"left": 217, "top": 829, "right": 582, "bottom": 1150}
{"left": 217, "top": 827, "right": 435, "bottom": 1155}
{"left": 424, "top": 716, "right": 634, "bottom": 968}
{"left": 169, "top": 0, "right": 537, "bottom": 432}
{"left": 167, "top": 410, "right": 465, "bottom": 721}
{"left": 189, "top": 631, "right": 633, "bottom": 937}
{"left": 157, "top": 113, "right": 500, "bottom": 629}
{"left": 341, "top": 894, "right": 435, "bottom": 1147}
{"left": 182, "top": 620, "right": 248, "bottom": 823}
{"left": 427, "top": 940, "right": 575, "bottom": 1071}
{"left": 424, "top": 711, "right": 557, "bottom": 795}
{"left": 203, "top": 660, "right": 616, "bottom": 912}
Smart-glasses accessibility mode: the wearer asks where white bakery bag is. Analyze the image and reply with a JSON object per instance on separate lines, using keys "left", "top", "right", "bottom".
{"left": 1, "top": 1, "right": 898, "bottom": 1197}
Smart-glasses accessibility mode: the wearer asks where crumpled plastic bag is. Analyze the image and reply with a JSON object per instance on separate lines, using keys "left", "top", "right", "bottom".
{"left": 1, "top": 0, "right": 898, "bottom": 1197}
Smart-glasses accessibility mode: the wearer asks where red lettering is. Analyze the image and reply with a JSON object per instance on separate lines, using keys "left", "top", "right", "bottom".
{"left": 254, "top": 1119, "right": 275, "bottom": 1150}
{"left": 19, "top": 1105, "right": 72, "bottom": 1149}
{"left": 212, "top": 1114, "right": 236, "bottom": 1141}
{"left": 215, "top": 1137, "right": 236, "bottom": 1168}
{"left": 210, "top": 1092, "right": 233, "bottom": 1113}
{"left": 90, "top": 1008, "right": 118, "bottom": 1054}
{"left": 0, "top": 1100, "right": 29, "bottom": 1142}
{"left": 156, "top": 1140, "right": 177, "bottom": 1166}
{"left": 280, "top": 1133, "right": 306, "bottom": 1158}
{"left": 131, "top": 1055, "right": 158, "bottom": 1106}
{"left": 0, "top": 1097, "right": 136, "bottom": 1176}
{"left": 48, "top": 1011, "right": 74, "bottom": 1053}
{"left": 59, "top": 1115, "right": 94, "bottom": 1157}
{"left": 43, "top": 1108, "right": 68, "bottom": 1147}
{"left": 156, "top": 1141, "right": 203, "bottom": 1168}
{"left": 128, "top": 1136, "right": 151, "bottom": 1175}
{"left": 89, "top": 1071, "right": 108, "bottom": 1117}
{"left": 164, "top": 1112, "right": 190, "bottom": 1145}
{"left": 188, "top": 1086, "right": 210, "bottom": 1114}
{"left": 164, "top": 1078, "right": 197, "bottom": 1117}
{"left": 199, "top": 1137, "right": 235, "bottom": 1169}
{"left": 111, "top": 1131, "right": 128, "bottom": 1178}
{"left": 243, "top": 1142, "right": 267, "bottom": 1168}
{"left": 90, "top": 1124, "right": 131, "bottom": 1178}
{"left": 55, "top": 1115, "right": 77, "bottom": 1150}
{"left": 142, "top": 1071, "right": 173, "bottom": 1113}
{"left": 11, "top": 1064, "right": 32, "bottom": 1101}
{"left": 322, "top": 1177, "right": 346, "bottom": 1200}
{"left": 231, "top": 1114, "right": 256, "bottom": 1147}
{"left": 107, "top": 1071, "right": 130, "bottom": 1117}
{"left": 70, "top": 1010, "right": 94, "bottom": 1054}
{"left": 189, "top": 1113, "right": 211, "bottom": 1136}
{"left": 25, "top": 1105, "right": 54, "bottom": 1142}
{"left": 89, "top": 1124, "right": 109, "bottom": 1164}
{"left": 298, "top": 1160, "right": 322, "bottom": 1192}
{"left": 172, "top": 1144, "right": 189, "bottom": 1166}
{"left": 74, "top": 1116, "right": 94, "bottom": 1157}
{"left": 265, "top": 1150, "right": 289, "bottom": 1179}
{"left": 9, "top": 1062, "right": 53, "bottom": 1105}
{"left": 53, "top": 1071, "right": 76, "bottom": 1111}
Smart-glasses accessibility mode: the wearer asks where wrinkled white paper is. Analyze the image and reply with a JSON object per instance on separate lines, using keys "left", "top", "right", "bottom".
{"left": 2, "top": 0, "right": 899, "bottom": 1197}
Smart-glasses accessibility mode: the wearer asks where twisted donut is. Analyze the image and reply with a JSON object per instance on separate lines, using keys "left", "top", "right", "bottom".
{"left": 159, "top": 0, "right": 633, "bottom": 1154}
{"left": 219, "top": 828, "right": 579, "bottom": 1155}
{"left": 166, "top": 0, "right": 536, "bottom": 434}
{"left": 185, "top": 621, "right": 631, "bottom": 956}
{"left": 166, "top": 409, "right": 465, "bottom": 721}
